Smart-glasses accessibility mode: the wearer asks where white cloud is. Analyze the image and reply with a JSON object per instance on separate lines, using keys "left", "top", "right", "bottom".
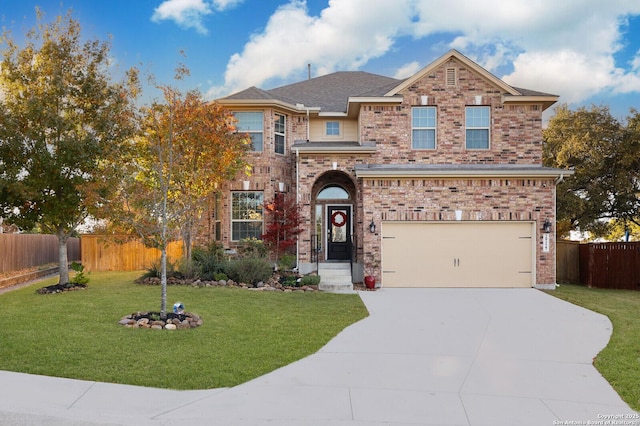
{"left": 212, "top": 0, "right": 243, "bottom": 10}
{"left": 208, "top": 0, "right": 414, "bottom": 97}
{"left": 394, "top": 62, "right": 421, "bottom": 80}
{"left": 152, "top": 0, "right": 213, "bottom": 34}
{"left": 208, "top": 0, "right": 640, "bottom": 105}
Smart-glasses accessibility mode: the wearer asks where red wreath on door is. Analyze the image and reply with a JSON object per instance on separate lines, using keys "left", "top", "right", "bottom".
{"left": 331, "top": 211, "right": 347, "bottom": 227}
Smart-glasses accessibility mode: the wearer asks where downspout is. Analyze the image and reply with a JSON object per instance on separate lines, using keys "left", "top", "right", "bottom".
{"left": 553, "top": 173, "right": 563, "bottom": 288}
{"left": 295, "top": 147, "right": 300, "bottom": 271}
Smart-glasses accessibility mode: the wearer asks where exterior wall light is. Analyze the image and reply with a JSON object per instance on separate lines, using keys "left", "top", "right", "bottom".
{"left": 369, "top": 219, "right": 376, "bottom": 234}
{"left": 542, "top": 218, "right": 552, "bottom": 233}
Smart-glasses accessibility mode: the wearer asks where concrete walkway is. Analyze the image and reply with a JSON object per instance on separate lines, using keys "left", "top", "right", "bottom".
{"left": 0, "top": 288, "right": 636, "bottom": 425}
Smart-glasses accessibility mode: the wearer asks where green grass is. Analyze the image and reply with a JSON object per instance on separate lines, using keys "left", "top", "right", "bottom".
{"left": 0, "top": 271, "right": 368, "bottom": 390}
{"left": 545, "top": 284, "right": 640, "bottom": 411}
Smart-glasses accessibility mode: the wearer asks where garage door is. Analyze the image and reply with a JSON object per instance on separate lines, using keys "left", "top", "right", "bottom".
{"left": 381, "top": 222, "right": 534, "bottom": 288}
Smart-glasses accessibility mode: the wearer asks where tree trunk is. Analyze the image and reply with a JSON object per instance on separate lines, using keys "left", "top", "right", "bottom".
{"left": 57, "top": 231, "right": 69, "bottom": 284}
{"left": 160, "top": 246, "right": 167, "bottom": 319}
{"left": 182, "top": 224, "right": 193, "bottom": 265}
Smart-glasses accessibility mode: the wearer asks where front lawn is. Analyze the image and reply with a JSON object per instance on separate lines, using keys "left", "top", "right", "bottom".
{"left": 545, "top": 284, "right": 640, "bottom": 411}
{"left": 0, "top": 271, "right": 368, "bottom": 390}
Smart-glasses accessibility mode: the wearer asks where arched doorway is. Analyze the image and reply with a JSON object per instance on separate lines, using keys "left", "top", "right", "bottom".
{"left": 312, "top": 171, "right": 356, "bottom": 262}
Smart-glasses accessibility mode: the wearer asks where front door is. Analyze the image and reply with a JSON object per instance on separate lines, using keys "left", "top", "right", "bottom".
{"left": 327, "top": 206, "right": 351, "bottom": 260}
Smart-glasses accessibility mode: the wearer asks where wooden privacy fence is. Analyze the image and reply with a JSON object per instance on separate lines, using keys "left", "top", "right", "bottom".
{"left": 81, "top": 235, "right": 182, "bottom": 272}
{"left": 0, "top": 234, "right": 80, "bottom": 273}
{"left": 556, "top": 240, "right": 581, "bottom": 284}
{"left": 579, "top": 242, "right": 640, "bottom": 290}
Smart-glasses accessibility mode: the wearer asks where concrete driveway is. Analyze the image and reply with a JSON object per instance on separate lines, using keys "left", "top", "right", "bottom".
{"left": 0, "top": 288, "right": 636, "bottom": 425}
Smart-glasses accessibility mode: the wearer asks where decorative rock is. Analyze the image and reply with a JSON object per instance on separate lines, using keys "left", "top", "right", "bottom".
{"left": 119, "top": 311, "right": 203, "bottom": 330}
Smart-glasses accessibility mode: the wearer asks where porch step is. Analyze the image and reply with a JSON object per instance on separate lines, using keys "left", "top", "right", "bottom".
{"left": 318, "top": 263, "right": 355, "bottom": 294}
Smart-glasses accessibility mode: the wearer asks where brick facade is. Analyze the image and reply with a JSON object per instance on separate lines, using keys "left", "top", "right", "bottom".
{"left": 213, "top": 50, "right": 564, "bottom": 288}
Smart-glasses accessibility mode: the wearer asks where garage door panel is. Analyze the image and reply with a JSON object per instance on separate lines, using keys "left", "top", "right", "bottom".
{"left": 382, "top": 222, "right": 533, "bottom": 288}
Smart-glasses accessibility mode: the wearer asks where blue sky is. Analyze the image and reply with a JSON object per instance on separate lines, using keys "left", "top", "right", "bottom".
{"left": 2, "top": 0, "right": 639, "bottom": 121}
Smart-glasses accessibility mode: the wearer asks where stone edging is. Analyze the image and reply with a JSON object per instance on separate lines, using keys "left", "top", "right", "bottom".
{"left": 0, "top": 266, "right": 60, "bottom": 290}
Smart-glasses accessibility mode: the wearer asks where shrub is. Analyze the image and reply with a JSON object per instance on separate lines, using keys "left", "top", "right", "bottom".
{"left": 177, "top": 258, "right": 201, "bottom": 279}
{"left": 278, "top": 254, "right": 296, "bottom": 271}
{"left": 300, "top": 275, "right": 320, "bottom": 286}
{"left": 226, "top": 257, "right": 273, "bottom": 286}
{"left": 192, "top": 243, "right": 226, "bottom": 280}
{"left": 212, "top": 272, "right": 228, "bottom": 281}
{"left": 70, "top": 261, "right": 89, "bottom": 285}
{"left": 237, "top": 238, "right": 267, "bottom": 258}
{"left": 279, "top": 274, "right": 298, "bottom": 287}
{"left": 142, "top": 260, "right": 178, "bottom": 279}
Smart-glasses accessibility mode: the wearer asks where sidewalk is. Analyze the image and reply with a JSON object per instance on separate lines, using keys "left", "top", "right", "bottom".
{"left": 0, "top": 288, "right": 636, "bottom": 425}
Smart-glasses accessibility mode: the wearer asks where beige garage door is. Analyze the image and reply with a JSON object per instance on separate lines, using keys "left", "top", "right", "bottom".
{"left": 381, "top": 222, "right": 534, "bottom": 288}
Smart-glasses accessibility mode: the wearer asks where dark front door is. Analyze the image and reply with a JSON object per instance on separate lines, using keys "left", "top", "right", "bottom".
{"left": 327, "top": 206, "right": 351, "bottom": 260}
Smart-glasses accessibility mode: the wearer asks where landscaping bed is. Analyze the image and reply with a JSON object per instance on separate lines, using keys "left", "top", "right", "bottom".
{"left": 0, "top": 264, "right": 59, "bottom": 290}
{"left": 136, "top": 274, "right": 319, "bottom": 293}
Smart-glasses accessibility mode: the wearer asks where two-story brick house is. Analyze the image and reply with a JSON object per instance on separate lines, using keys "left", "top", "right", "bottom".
{"left": 210, "top": 50, "right": 568, "bottom": 289}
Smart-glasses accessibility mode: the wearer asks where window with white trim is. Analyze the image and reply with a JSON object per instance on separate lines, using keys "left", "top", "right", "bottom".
{"left": 231, "top": 191, "right": 263, "bottom": 241}
{"left": 465, "top": 106, "right": 490, "bottom": 149}
{"left": 275, "top": 114, "right": 285, "bottom": 154}
{"left": 233, "top": 112, "right": 263, "bottom": 151}
{"left": 326, "top": 121, "right": 340, "bottom": 136}
{"left": 411, "top": 107, "right": 436, "bottom": 149}
{"left": 325, "top": 121, "right": 340, "bottom": 136}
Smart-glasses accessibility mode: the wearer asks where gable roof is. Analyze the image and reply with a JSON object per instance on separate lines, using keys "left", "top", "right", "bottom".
{"left": 219, "top": 50, "right": 558, "bottom": 113}
{"left": 386, "top": 49, "right": 520, "bottom": 96}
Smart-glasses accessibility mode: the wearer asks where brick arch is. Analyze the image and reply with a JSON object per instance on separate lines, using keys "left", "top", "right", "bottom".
{"left": 311, "top": 170, "right": 357, "bottom": 200}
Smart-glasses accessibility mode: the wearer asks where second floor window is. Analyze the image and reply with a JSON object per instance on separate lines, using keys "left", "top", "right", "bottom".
{"left": 326, "top": 121, "right": 340, "bottom": 136}
{"left": 275, "top": 114, "right": 285, "bottom": 154}
{"left": 234, "top": 111, "right": 263, "bottom": 152}
{"left": 466, "top": 106, "right": 490, "bottom": 149}
{"left": 412, "top": 107, "right": 436, "bottom": 149}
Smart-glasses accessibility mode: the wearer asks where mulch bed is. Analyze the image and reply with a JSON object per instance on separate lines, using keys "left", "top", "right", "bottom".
{"left": 36, "top": 282, "right": 87, "bottom": 294}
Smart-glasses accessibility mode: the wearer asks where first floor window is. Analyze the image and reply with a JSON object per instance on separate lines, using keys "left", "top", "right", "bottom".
{"left": 231, "top": 191, "right": 263, "bottom": 240}
{"left": 212, "top": 192, "right": 222, "bottom": 241}
{"left": 465, "top": 106, "right": 490, "bottom": 149}
{"left": 412, "top": 107, "right": 436, "bottom": 149}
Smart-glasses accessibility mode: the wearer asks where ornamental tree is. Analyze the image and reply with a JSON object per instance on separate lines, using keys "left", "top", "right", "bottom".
{"left": 0, "top": 9, "right": 139, "bottom": 284}
{"left": 112, "top": 67, "right": 249, "bottom": 317}
{"left": 261, "top": 193, "right": 302, "bottom": 268}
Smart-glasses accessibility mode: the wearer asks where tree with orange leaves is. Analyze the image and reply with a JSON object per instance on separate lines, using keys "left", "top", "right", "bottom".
{"left": 114, "top": 65, "right": 249, "bottom": 317}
